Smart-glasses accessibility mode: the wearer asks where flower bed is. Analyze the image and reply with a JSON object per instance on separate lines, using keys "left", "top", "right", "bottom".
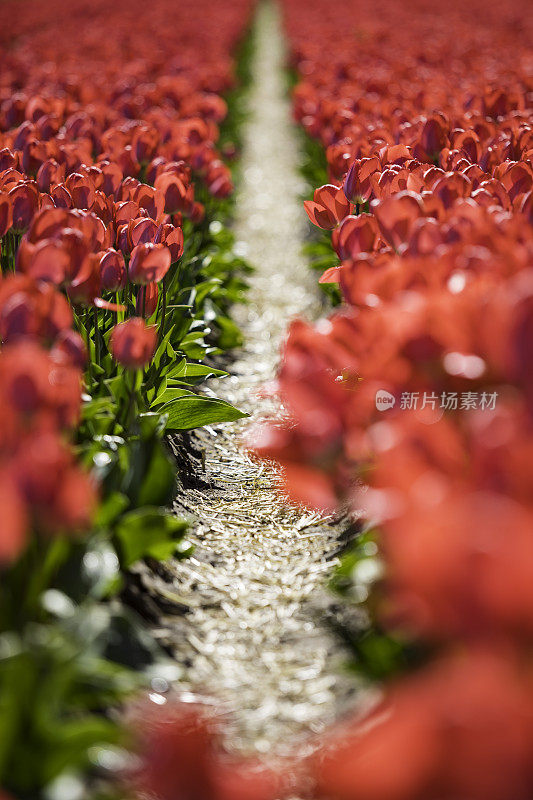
{"left": 0, "top": 0, "right": 255, "bottom": 796}
{"left": 253, "top": 0, "right": 533, "bottom": 796}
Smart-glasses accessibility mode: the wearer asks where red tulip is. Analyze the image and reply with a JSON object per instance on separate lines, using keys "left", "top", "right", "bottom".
{"left": 206, "top": 161, "right": 233, "bottom": 198}
{"left": 67, "top": 253, "right": 101, "bottom": 306}
{"left": 128, "top": 242, "right": 171, "bottom": 285}
{"left": 0, "top": 340, "right": 81, "bottom": 429}
{"left": 17, "top": 238, "right": 71, "bottom": 284}
{"left": 155, "top": 223, "right": 184, "bottom": 262}
{"left": 133, "top": 702, "right": 219, "bottom": 800}
{"left": 50, "top": 183, "right": 73, "bottom": 209}
{"left": 312, "top": 650, "right": 533, "bottom": 800}
{"left": 333, "top": 214, "right": 379, "bottom": 259}
{"left": 343, "top": 157, "right": 380, "bottom": 204}
{"left": 8, "top": 181, "right": 40, "bottom": 231}
{"left": 190, "top": 201, "right": 205, "bottom": 224}
{"left": 0, "top": 471, "right": 28, "bottom": 565}
{"left": 304, "top": 184, "right": 351, "bottom": 229}
{"left": 51, "top": 329, "right": 87, "bottom": 369}
{"left": 132, "top": 700, "right": 288, "bottom": 800}
{"left": 154, "top": 171, "right": 194, "bottom": 215}
{"left": 65, "top": 172, "right": 96, "bottom": 210}
{"left": 134, "top": 183, "right": 164, "bottom": 220}
{"left": 110, "top": 317, "right": 157, "bottom": 369}
{"left": 26, "top": 207, "right": 70, "bottom": 243}
{"left": 371, "top": 190, "right": 424, "bottom": 250}
{"left": 0, "top": 194, "right": 13, "bottom": 237}
{"left": 128, "top": 216, "right": 159, "bottom": 251}
{"left": 36, "top": 158, "right": 65, "bottom": 193}
{"left": 98, "top": 160, "right": 123, "bottom": 197}
{"left": 0, "top": 275, "right": 73, "bottom": 344}
{"left": 99, "top": 248, "right": 126, "bottom": 291}
{"left": 419, "top": 115, "right": 449, "bottom": 159}
{"left": 0, "top": 148, "right": 17, "bottom": 172}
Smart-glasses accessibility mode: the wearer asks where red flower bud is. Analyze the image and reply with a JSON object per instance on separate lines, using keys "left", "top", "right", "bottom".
{"left": 110, "top": 317, "right": 157, "bottom": 369}
{"left": 51, "top": 329, "right": 87, "bottom": 369}
{"left": 99, "top": 248, "right": 126, "bottom": 291}
{"left": 128, "top": 242, "right": 171, "bottom": 285}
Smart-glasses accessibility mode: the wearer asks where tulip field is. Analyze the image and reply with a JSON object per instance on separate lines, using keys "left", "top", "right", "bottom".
{"left": 0, "top": 0, "right": 532, "bottom": 797}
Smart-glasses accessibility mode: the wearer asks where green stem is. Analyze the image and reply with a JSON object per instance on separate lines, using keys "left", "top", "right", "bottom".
{"left": 124, "top": 369, "right": 137, "bottom": 430}
{"left": 93, "top": 305, "right": 101, "bottom": 367}
{"left": 160, "top": 273, "right": 167, "bottom": 342}
{"left": 85, "top": 307, "right": 92, "bottom": 388}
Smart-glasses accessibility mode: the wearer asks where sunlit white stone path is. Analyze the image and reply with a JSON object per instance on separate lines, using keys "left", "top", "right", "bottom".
{"left": 141, "top": 0, "right": 364, "bottom": 764}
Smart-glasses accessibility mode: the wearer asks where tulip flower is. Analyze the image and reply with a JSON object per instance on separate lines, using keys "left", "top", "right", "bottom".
{"left": 155, "top": 223, "right": 184, "bottom": 262}
{"left": 99, "top": 247, "right": 126, "bottom": 291}
{"left": 36, "top": 158, "right": 65, "bottom": 193}
{"left": 304, "top": 184, "right": 351, "bottom": 229}
{"left": 128, "top": 242, "right": 171, "bottom": 285}
{"left": 66, "top": 253, "right": 101, "bottom": 306}
{"left": 0, "top": 275, "right": 73, "bottom": 344}
{"left": 0, "top": 194, "right": 13, "bottom": 237}
{"left": 132, "top": 700, "right": 289, "bottom": 800}
{"left": 154, "top": 171, "right": 194, "bottom": 215}
{"left": 332, "top": 214, "right": 379, "bottom": 260}
{"left": 343, "top": 158, "right": 380, "bottom": 204}
{"left": 0, "top": 472, "right": 28, "bottom": 565}
{"left": 65, "top": 172, "right": 96, "bottom": 210}
{"left": 110, "top": 317, "right": 157, "bottom": 369}
{"left": 51, "top": 329, "right": 87, "bottom": 369}
{"left": 371, "top": 190, "right": 424, "bottom": 250}
{"left": 8, "top": 181, "right": 40, "bottom": 232}
{"left": 311, "top": 651, "right": 533, "bottom": 800}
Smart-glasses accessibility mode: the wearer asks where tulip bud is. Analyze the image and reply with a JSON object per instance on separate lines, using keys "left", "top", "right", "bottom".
{"left": 51, "top": 329, "right": 87, "bottom": 369}
{"left": 99, "top": 248, "right": 126, "bottom": 291}
{"left": 110, "top": 317, "right": 157, "bottom": 369}
{"left": 343, "top": 160, "right": 360, "bottom": 203}
{"left": 128, "top": 242, "right": 171, "bottom": 285}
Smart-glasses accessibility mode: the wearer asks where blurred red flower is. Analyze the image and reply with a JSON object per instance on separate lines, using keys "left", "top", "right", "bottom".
{"left": 0, "top": 470, "right": 28, "bottom": 565}
{"left": 312, "top": 651, "right": 533, "bottom": 800}
{"left": 132, "top": 700, "right": 288, "bottom": 800}
{"left": 110, "top": 317, "right": 157, "bottom": 369}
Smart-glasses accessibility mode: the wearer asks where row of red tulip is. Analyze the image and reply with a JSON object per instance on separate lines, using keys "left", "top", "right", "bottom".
{"left": 0, "top": 0, "right": 255, "bottom": 796}
{"left": 0, "top": 0, "right": 253, "bottom": 564}
{"left": 248, "top": 0, "right": 533, "bottom": 797}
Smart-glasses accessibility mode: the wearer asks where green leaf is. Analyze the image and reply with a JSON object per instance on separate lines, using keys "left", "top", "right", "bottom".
{"left": 163, "top": 395, "right": 248, "bottom": 430}
{"left": 167, "top": 362, "right": 228, "bottom": 386}
{"left": 82, "top": 397, "right": 117, "bottom": 421}
{"left": 215, "top": 315, "right": 243, "bottom": 349}
{"left": 136, "top": 443, "right": 175, "bottom": 507}
{"left": 180, "top": 341, "right": 208, "bottom": 360}
{"left": 95, "top": 492, "right": 130, "bottom": 528}
{"left": 150, "top": 387, "right": 190, "bottom": 408}
{"left": 114, "top": 508, "right": 188, "bottom": 567}
{"left": 165, "top": 357, "right": 187, "bottom": 379}
{"left": 153, "top": 325, "right": 175, "bottom": 369}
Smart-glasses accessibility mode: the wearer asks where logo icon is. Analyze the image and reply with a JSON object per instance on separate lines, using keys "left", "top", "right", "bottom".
{"left": 375, "top": 390, "right": 396, "bottom": 411}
